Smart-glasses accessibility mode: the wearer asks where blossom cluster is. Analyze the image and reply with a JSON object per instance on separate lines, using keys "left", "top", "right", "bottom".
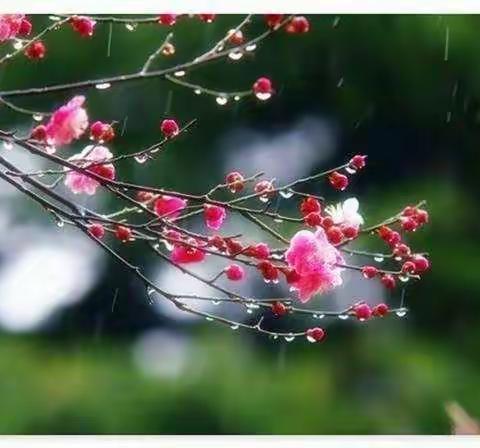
{"left": 0, "top": 14, "right": 430, "bottom": 343}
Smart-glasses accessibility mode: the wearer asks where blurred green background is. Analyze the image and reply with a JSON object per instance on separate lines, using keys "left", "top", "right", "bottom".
{"left": 0, "top": 14, "right": 479, "bottom": 434}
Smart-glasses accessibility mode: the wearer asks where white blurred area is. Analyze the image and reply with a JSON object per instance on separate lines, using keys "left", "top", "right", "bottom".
{"left": 0, "top": 225, "right": 103, "bottom": 332}
{"left": 221, "top": 116, "right": 338, "bottom": 183}
{"left": 132, "top": 329, "right": 200, "bottom": 379}
{"left": 0, "top": 143, "right": 104, "bottom": 332}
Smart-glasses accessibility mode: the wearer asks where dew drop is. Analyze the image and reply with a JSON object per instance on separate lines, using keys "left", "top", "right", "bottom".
{"left": 125, "top": 23, "right": 136, "bottom": 31}
{"left": 205, "top": 316, "right": 214, "bottom": 322}
{"left": 33, "top": 113, "right": 43, "bottom": 122}
{"left": 95, "top": 82, "right": 111, "bottom": 90}
{"left": 3, "top": 142, "right": 13, "bottom": 150}
{"left": 55, "top": 218, "right": 64, "bottom": 228}
{"left": 174, "top": 70, "right": 186, "bottom": 77}
{"left": 374, "top": 255, "right": 384, "bottom": 263}
{"left": 134, "top": 154, "right": 148, "bottom": 164}
{"left": 284, "top": 334, "right": 295, "bottom": 342}
{"left": 194, "top": 88, "right": 202, "bottom": 95}
{"left": 395, "top": 309, "right": 408, "bottom": 318}
{"left": 399, "top": 275, "right": 410, "bottom": 283}
{"left": 147, "top": 286, "right": 155, "bottom": 296}
{"left": 216, "top": 96, "right": 228, "bottom": 106}
{"left": 12, "top": 40, "right": 23, "bottom": 50}
{"left": 49, "top": 15, "right": 61, "bottom": 21}
{"left": 162, "top": 240, "right": 174, "bottom": 251}
{"left": 246, "top": 308, "right": 253, "bottom": 314}
{"left": 233, "top": 95, "right": 241, "bottom": 101}
{"left": 271, "top": 253, "right": 283, "bottom": 260}
{"left": 273, "top": 218, "right": 284, "bottom": 223}
{"left": 306, "top": 335, "right": 317, "bottom": 343}
{"left": 259, "top": 195, "right": 269, "bottom": 203}
{"left": 338, "top": 314, "right": 349, "bottom": 320}
{"left": 255, "top": 92, "right": 272, "bottom": 101}
{"left": 245, "top": 43, "right": 257, "bottom": 52}
{"left": 228, "top": 51, "right": 243, "bottom": 60}
{"left": 345, "top": 166, "right": 357, "bottom": 174}
{"left": 211, "top": 300, "right": 221, "bottom": 306}
{"left": 280, "top": 189, "right": 294, "bottom": 199}
{"left": 272, "top": 334, "right": 279, "bottom": 340}
{"left": 230, "top": 324, "right": 239, "bottom": 330}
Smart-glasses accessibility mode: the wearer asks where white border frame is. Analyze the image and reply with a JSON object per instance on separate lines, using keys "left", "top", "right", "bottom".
{"left": 3, "top": 0, "right": 480, "bottom": 13}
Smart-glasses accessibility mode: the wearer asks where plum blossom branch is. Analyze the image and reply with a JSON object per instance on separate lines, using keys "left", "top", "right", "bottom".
{"left": 0, "top": 14, "right": 429, "bottom": 343}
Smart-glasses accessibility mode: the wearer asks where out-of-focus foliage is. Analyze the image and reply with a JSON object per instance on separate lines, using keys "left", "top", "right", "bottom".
{"left": 0, "top": 15, "right": 479, "bottom": 434}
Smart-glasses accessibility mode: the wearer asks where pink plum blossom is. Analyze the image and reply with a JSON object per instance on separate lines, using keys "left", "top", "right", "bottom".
{"left": 154, "top": 195, "right": 187, "bottom": 219}
{"left": 0, "top": 15, "right": 24, "bottom": 42}
{"left": 204, "top": 204, "right": 226, "bottom": 230}
{"left": 285, "top": 228, "right": 343, "bottom": 303}
{"left": 64, "top": 145, "right": 115, "bottom": 195}
{"left": 171, "top": 240, "right": 206, "bottom": 264}
{"left": 45, "top": 96, "right": 89, "bottom": 147}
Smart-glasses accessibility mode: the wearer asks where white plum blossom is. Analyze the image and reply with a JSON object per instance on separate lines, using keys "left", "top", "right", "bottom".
{"left": 325, "top": 197, "right": 364, "bottom": 229}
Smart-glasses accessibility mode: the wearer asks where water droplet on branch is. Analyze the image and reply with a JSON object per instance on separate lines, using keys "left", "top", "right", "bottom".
{"left": 95, "top": 83, "right": 111, "bottom": 90}
{"left": 215, "top": 96, "right": 228, "bottom": 106}
{"left": 134, "top": 154, "right": 148, "bottom": 164}
{"left": 280, "top": 189, "right": 294, "bottom": 199}
{"left": 228, "top": 51, "right": 243, "bottom": 60}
